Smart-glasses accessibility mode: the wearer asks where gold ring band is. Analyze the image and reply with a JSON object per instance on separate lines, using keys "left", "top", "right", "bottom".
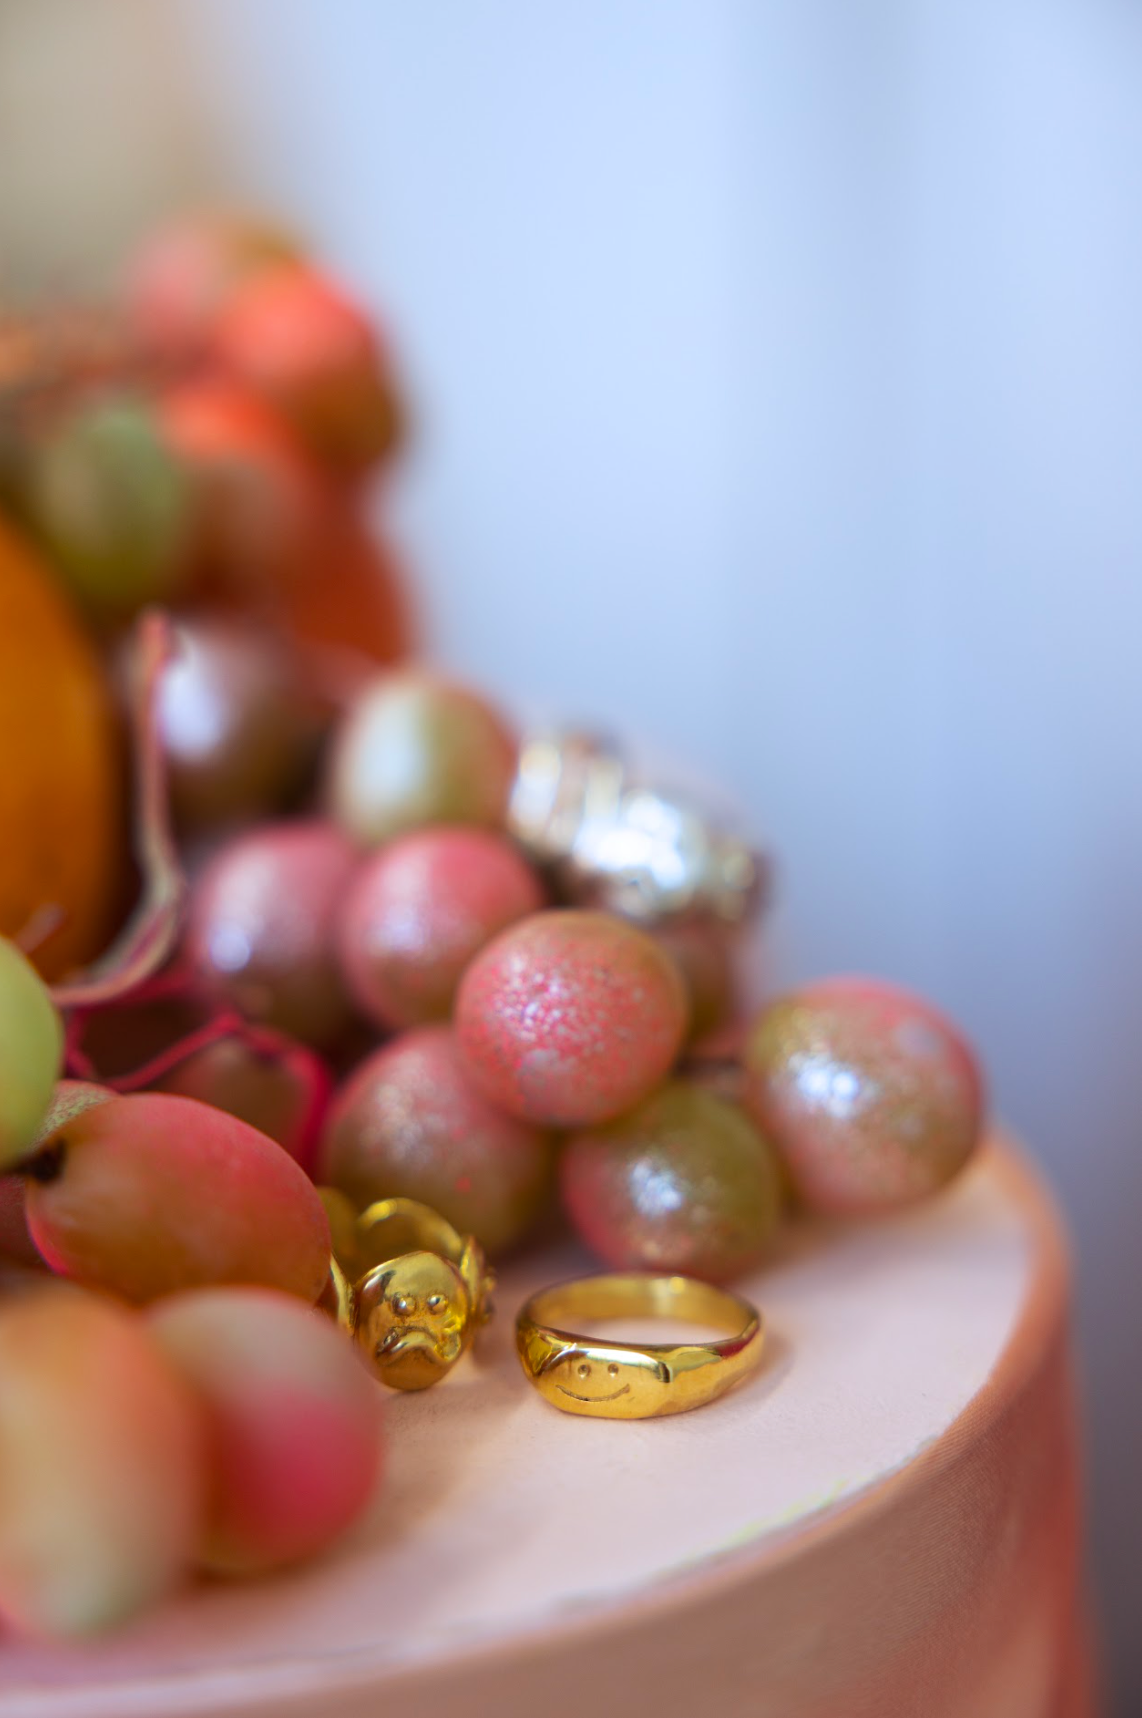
{"left": 516, "top": 1273, "right": 764, "bottom": 1419}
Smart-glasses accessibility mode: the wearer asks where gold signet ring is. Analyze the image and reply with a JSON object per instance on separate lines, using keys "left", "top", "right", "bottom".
{"left": 319, "top": 1192, "right": 495, "bottom": 1392}
{"left": 516, "top": 1273, "right": 763, "bottom": 1419}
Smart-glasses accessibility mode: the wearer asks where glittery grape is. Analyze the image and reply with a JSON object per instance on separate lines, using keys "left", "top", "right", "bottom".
{"left": 24, "top": 1092, "right": 331, "bottom": 1304}
{"left": 455, "top": 910, "right": 688, "bottom": 1127}
{"left": 148, "top": 1287, "right": 382, "bottom": 1575}
{"left": 337, "top": 826, "right": 545, "bottom": 1029}
{"left": 560, "top": 1079, "right": 783, "bottom": 1283}
{"left": 741, "top": 976, "right": 984, "bottom": 1214}
{"left": 328, "top": 672, "right": 517, "bottom": 848}
{"left": 318, "top": 1025, "right": 552, "bottom": 1254}
{"left": 0, "top": 1286, "right": 203, "bottom": 1637}
{"left": 0, "top": 937, "right": 63, "bottom": 1168}
{"left": 187, "top": 820, "right": 358, "bottom": 1047}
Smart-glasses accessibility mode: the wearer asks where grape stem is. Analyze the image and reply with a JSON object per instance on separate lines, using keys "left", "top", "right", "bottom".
{"left": 64, "top": 985, "right": 332, "bottom": 1175}
{"left": 51, "top": 610, "right": 187, "bottom": 1009}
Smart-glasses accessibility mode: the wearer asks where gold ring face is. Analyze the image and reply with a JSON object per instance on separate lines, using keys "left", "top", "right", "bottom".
{"left": 516, "top": 1273, "right": 764, "bottom": 1420}
{"left": 356, "top": 1251, "right": 470, "bottom": 1391}
{"left": 318, "top": 1193, "right": 495, "bottom": 1391}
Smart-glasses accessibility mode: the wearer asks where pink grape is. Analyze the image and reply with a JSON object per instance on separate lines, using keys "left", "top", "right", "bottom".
{"left": 24, "top": 1092, "right": 331, "bottom": 1304}
{"left": 149, "top": 1286, "right": 382, "bottom": 1575}
{"left": 741, "top": 976, "right": 984, "bottom": 1214}
{"left": 187, "top": 820, "right": 358, "bottom": 1047}
{"left": 337, "top": 826, "right": 545, "bottom": 1029}
{"left": 160, "top": 378, "right": 330, "bottom": 601}
{"left": 210, "top": 265, "right": 402, "bottom": 474}
{"left": 318, "top": 1025, "right": 552, "bottom": 1254}
{"left": 455, "top": 909, "right": 688, "bottom": 1127}
{"left": 125, "top": 212, "right": 302, "bottom": 357}
{"left": 0, "top": 1285, "right": 204, "bottom": 1637}
{"left": 154, "top": 1033, "right": 328, "bottom": 1172}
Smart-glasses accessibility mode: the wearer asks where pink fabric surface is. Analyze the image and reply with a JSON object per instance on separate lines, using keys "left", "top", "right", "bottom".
{"left": 0, "top": 1142, "right": 1096, "bottom": 1718}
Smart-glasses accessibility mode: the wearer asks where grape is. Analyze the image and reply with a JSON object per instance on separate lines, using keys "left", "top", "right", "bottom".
{"left": 210, "top": 265, "right": 402, "bottom": 474}
{"left": 0, "top": 1078, "right": 105, "bottom": 1269}
{"left": 31, "top": 1079, "right": 112, "bottom": 1143}
{"left": 28, "top": 394, "right": 193, "bottom": 618}
{"left": 741, "top": 977, "right": 984, "bottom": 1214}
{"left": 0, "top": 1285, "right": 203, "bottom": 1637}
{"left": 156, "top": 618, "right": 317, "bottom": 830}
{"left": 160, "top": 378, "right": 329, "bottom": 601}
{"left": 0, "top": 937, "right": 64, "bottom": 1168}
{"left": 277, "top": 512, "right": 413, "bottom": 667}
{"left": 329, "top": 671, "right": 517, "bottom": 848}
{"left": 0, "top": 1177, "right": 41, "bottom": 1268}
{"left": 125, "top": 213, "right": 302, "bottom": 357}
{"left": 455, "top": 909, "right": 688, "bottom": 1127}
{"left": 651, "top": 918, "right": 738, "bottom": 1044}
{"left": 561, "top": 1079, "right": 783, "bottom": 1283}
{"left": 148, "top": 1287, "right": 381, "bottom": 1575}
{"left": 24, "top": 1092, "right": 331, "bottom": 1304}
{"left": 337, "top": 826, "right": 545, "bottom": 1030}
{"left": 154, "top": 1033, "right": 327, "bottom": 1171}
{"left": 318, "top": 1025, "right": 552, "bottom": 1255}
{"left": 186, "top": 820, "right": 358, "bottom": 1047}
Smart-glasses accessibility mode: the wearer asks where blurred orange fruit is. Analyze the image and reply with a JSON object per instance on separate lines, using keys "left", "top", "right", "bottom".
{"left": 210, "top": 267, "right": 403, "bottom": 476}
{"left": 276, "top": 512, "right": 414, "bottom": 672}
{"left": 0, "top": 511, "right": 122, "bottom": 979}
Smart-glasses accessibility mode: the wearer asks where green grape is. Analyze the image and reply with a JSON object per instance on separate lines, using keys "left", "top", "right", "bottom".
{"left": 329, "top": 671, "right": 517, "bottom": 847}
{"left": 0, "top": 937, "right": 63, "bottom": 1168}
{"left": 561, "top": 1079, "right": 784, "bottom": 1283}
{"left": 30, "top": 394, "right": 193, "bottom": 618}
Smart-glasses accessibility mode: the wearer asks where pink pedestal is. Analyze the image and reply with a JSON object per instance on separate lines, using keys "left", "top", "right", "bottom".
{"left": 0, "top": 1138, "right": 1097, "bottom": 1718}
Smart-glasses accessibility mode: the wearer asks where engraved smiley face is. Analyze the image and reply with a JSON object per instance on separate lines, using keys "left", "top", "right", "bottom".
{"left": 355, "top": 1251, "right": 470, "bottom": 1391}
{"left": 538, "top": 1346, "right": 672, "bottom": 1418}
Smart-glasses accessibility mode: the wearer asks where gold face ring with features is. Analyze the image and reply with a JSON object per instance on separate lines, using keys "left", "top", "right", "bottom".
{"left": 318, "top": 1192, "right": 495, "bottom": 1392}
{"left": 516, "top": 1274, "right": 764, "bottom": 1420}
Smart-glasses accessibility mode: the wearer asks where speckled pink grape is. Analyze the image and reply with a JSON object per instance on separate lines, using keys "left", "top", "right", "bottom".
{"left": 317, "top": 1025, "right": 551, "bottom": 1254}
{"left": 741, "top": 976, "right": 984, "bottom": 1215}
{"left": 337, "top": 827, "right": 544, "bottom": 1030}
{"left": 455, "top": 910, "right": 688, "bottom": 1128}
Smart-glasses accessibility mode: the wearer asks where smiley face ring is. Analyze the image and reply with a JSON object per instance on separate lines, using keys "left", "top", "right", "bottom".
{"left": 320, "top": 1192, "right": 495, "bottom": 1392}
{"left": 516, "top": 1273, "right": 764, "bottom": 1420}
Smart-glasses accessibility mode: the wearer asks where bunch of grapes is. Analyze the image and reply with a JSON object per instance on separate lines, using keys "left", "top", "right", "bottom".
{"left": 0, "top": 212, "right": 985, "bottom": 1642}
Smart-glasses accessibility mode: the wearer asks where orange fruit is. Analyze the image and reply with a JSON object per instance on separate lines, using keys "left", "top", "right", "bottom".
{"left": 0, "top": 510, "right": 123, "bottom": 979}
